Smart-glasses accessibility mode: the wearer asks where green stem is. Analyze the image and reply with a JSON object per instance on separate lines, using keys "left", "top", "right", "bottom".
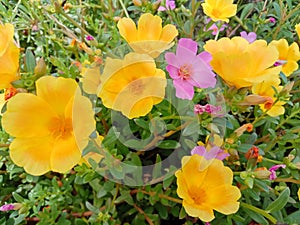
{"left": 118, "top": 0, "right": 130, "bottom": 18}
{"left": 263, "top": 158, "right": 283, "bottom": 164}
{"left": 241, "top": 202, "right": 277, "bottom": 224}
{"left": 233, "top": 15, "right": 249, "bottom": 32}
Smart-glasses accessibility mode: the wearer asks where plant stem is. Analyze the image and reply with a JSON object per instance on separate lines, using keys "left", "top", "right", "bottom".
{"left": 118, "top": 0, "right": 130, "bottom": 18}
{"left": 241, "top": 202, "right": 277, "bottom": 224}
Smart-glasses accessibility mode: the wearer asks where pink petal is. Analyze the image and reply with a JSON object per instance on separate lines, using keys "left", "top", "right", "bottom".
{"left": 165, "top": 52, "right": 180, "bottom": 68}
{"left": 177, "top": 38, "right": 198, "bottom": 55}
{"left": 188, "top": 60, "right": 216, "bottom": 88}
{"left": 166, "top": 65, "right": 179, "bottom": 80}
{"left": 198, "top": 51, "right": 212, "bottom": 69}
{"left": 173, "top": 79, "right": 194, "bottom": 100}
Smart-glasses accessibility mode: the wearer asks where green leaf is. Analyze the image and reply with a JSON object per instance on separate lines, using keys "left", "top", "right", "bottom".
{"left": 152, "top": 154, "right": 162, "bottom": 179}
{"left": 158, "top": 140, "right": 180, "bottom": 149}
{"left": 12, "top": 192, "right": 24, "bottom": 202}
{"left": 25, "top": 48, "right": 36, "bottom": 73}
{"left": 240, "top": 3, "right": 254, "bottom": 20}
{"left": 266, "top": 188, "right": 290, "bottom": 213}
{"left": 243, "top": 207, "right": 269, "bottom": 225}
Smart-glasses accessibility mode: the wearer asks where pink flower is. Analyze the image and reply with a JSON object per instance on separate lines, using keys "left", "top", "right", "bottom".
{"left": 0, "top": 204, "right": 15, "bottom": 212}
{"left": 269, "top": 17, "right": 276, "bottom": 24}
{"left": 269, "top": 164, "right": 286, "bottom": 180}
{"left": 206, "top": 23, "right": 227, "bottom": 35}
{"left": 165, "top": 38, "right": 216, "bottom": 100}
{"left": 240, "top": 31, "right": 257, "bottom": 43}
{"left": 191, "top": 145, "right": 229, "bottom": 160}
{"left": 194, "top": 104, "right": 221, "bottom": 115}
{"left": 158, "top": 0, "right": 176, "bottom": 11}
{"left": 86, "top": 35, "right": 94, "bottom": 41}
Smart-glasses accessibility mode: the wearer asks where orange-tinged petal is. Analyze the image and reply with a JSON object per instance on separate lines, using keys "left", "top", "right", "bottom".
{"left": 208, "top": 185, "right": 241, "bottom": 214}
{"left": 137, "top": 13, "right": 162, "bottom": 41}
{"left": 9, "top": 136, "right": 53, "bottom": 176}
{"left": 266, "top": 104, "right": 285, "bottom": 117}
{"left": 51, "top": 134, "right": 82, "bottom": 173}
{"left": 117, "top": 17, "right": 137, "bottom": 43}
{"left": 2, "top": 93, "right": 56, "bottom": 138}
{"left": 36, "top": 76, "right": 78, "bottom": 116}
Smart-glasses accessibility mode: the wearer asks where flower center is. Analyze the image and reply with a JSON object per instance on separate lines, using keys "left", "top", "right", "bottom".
{"left": 211, "top": 9, "right": 221, "bottom": 18}
{"left": 178, "top": 64, "right": 192, "bottom": 80}
{"left": 129, "top": 79, "right": 144, "bottom": 96}
{"left": 49, "top": 117, "right": 73, "bottom": 139}
{"left": 189, "top": 187, "right": 207, "bottom": 205}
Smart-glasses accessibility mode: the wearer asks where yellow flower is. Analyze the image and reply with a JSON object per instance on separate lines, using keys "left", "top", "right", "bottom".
{"left": 98, "top": 53, "right": 167, "bottom": 119}
{"left": 2, "top": 76, "right": 95, "bottom": 175}
{"left": 204, "top": 37, "right": 281, "bottom": 89}
{"left": 201, "top": 0, "right": 237, "bottom": 23}
{"left": 80, "top": 64, "right": 101, "bottom": 94}
{"left": 298, "top": 188, "right": 300, "bottom": 201}
{"left": 117, "top": 13, "right": 178, "bottom": 58}
{"left": 296, "top": 24, "right": 300, "bottom": 39}
{"left": 252, "top": 78, "right": 286, "bottom": 117}
{"left": 269, "top": 39, "right": 300, "bottom": 76}
{"left": 175, "top": 154, "right": 241, "bottom": 222}
{"left": 0, "top": 23, "right": 20, "bottom": 89}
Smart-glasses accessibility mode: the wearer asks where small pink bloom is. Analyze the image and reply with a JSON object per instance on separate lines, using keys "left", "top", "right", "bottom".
{"left": 269, "top": 164, "right": 286, "bottom": 180}
{"left": 165, "top": 38, "right": 216, "bottom": 100}
{"left": 158, "top": 0, "right": 176, "bottom": 11}
{"left": 0, "top": 204, "right": 15, "bottom": 212}
{"left": 269, "top": 17, "right": 276, "bottom": 23}
{"left": 86, "top": 35, "right": 94, "bottom": 41}
{"left": 191, "top": 145, "right": 229, "bottom": 160}
{"left": 194, "top": 104, "right": 221, "bottom": 115}
{"left": 240, "top": 31, "right": 257, "bottom": 43}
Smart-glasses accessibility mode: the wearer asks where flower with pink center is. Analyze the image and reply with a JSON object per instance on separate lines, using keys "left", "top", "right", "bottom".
{"left": 191, "top": 145, "right": 229, "bottom": 160}
{"left": 165, "top": 38, "right": 216, "bottom": 100}
{"left": 240, "top": 31, "right": 257, "bottom": 43}
{"left": 269, "top": 164, "right": 286, "bottom": 180}
{"left": 158, "top": 0, "right": 176, "bottom": 11}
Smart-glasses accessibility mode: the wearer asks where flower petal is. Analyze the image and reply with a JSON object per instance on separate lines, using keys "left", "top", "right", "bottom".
{"left": 36, "top": 76, "right": 78, "bottom": 116}
{"left": 173, "top": 79, "right": 194, "bottom": 100}
{"left": 9, "top": 136, "right": 54, "bottom": 176}
{"left": 160, "top": 24, "right": 178, "bottom": 42}
{"left": 117, "top": 17, "right": 137, "bottom": 43}
{"left": 2, "top": 93, "right": 56, "bottom": 138}
{"left": 137, "top": 13, "right": 162, "bottom": 41}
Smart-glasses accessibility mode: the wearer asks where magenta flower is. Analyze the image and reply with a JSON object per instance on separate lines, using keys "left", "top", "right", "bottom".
{"left": 165, "top": 38, "right": 216, "bottom": 100}
{"left": 240, "top": 31, "right": 257, "bottom": 43}
{"left": 191, "top": 145, "right": 229, "bottom": 160}
{"left": 269, "top": 164, "right": 286, "bottom": 180}
{"left": 206, "top": 23, "right": 227, "bottom": 35}
{"left": 158, "top": 0, "right": 176, "bottom": 11}
{"left": 269, "top": 17, "right": 276, "bottom": 24}
{"left": 0, "top": 204, "right": 15, "bottom": 212}
{"left": 86, "top": 35, "right": 94, "bottom": 41}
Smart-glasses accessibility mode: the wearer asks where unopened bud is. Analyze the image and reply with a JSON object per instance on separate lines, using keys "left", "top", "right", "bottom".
{"left": 34, "top": 58, "right": 47, "bottom": 77}
{"left": 254, "top": 167, "right": 271, "bottom": 179}
{"left": 132, "top": 0, "right": 142, "bottom": 6}
{"left": 239, "top": 94, "right": 269, "bottom": 105}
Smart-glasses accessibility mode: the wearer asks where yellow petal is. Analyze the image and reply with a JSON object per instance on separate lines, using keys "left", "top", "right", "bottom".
{"left": 208, "top": 185, "right": 241, "bottom": 215}
{"left": 51, "top": 135, "right": 82, "bottom": 173}
{"left": 160, "top": 24, "right": 178, "bottom": 42}
{"left": 0, "top": 23, "right": 14, "bottom": 57}
{"left": 129, "top": 40, "right": 174, "bottom": 58}
{"left": 2, "top": 93, "right": 57, "bottom": 138}
{"left": 296, "top": 24, "right": 300, "bottom": 39}
{"left": 183, "top": 201, "right": 215, "bottom": 222}
{"left": 137, "top": 13, "right": 162, "bottom": 41}
{"left": 298, "top": 187, "right": 300, "bottom": 201}
{"left": 81, "top": 66, "right": 101, "bottom": 94}
{"left": 117, "top": 17, "right": 137, "bottom": 43}
{"left": 266, "top": 104, "right": 285, "bottom": 117}
{"left": 36, "top": 76, "right": 78, "bottom": 116}
{"left": 9, "top": 136, "right": 54, "bottom": 176}
{"left": 68, "top": 90, "right": 96, "bottom": 150}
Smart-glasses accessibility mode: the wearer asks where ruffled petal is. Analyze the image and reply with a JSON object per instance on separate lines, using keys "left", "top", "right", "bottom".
{"left": 137, "top": 13, "right": 162, "bottom": 41}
